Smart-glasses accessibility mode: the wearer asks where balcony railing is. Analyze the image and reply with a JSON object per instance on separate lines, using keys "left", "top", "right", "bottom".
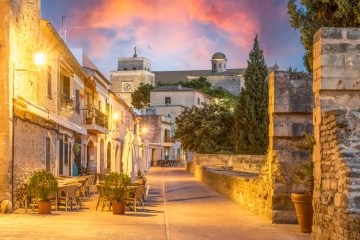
{"left": 85, "top": 108, "right": 108, "bottom": 130}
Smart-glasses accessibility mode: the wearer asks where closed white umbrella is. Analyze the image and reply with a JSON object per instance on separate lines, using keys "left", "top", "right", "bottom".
{"left": 141, "top": 138, "right": 150, "bottom": 173}
{"left": 122, "top": 130, "right": 135, "bottom": 181}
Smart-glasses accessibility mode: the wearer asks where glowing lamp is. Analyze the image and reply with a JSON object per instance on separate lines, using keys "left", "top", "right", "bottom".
{"left": 34, "top": 52, "right": 46, "bottom": 67}
{"left": 113, "top": 113, "right": 119, "bottom": 120}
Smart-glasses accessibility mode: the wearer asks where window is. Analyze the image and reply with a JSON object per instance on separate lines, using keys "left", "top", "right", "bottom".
{"left": 46, "top": 137, "right": 50, "bottom": 172}
{"left": 46, "top": 65, "right": 52, "bottom": 98}
{"left": 107, "top": 143, "right": 111, "bottom": 169}
{"left": 60, "top": 71, "right": 70, "bottom": 101}
{"left": 64, "top": 142, "right": 69, "bottom": 165}
{"left": 59, "top": 139, "right": 63, "bottom": 175}
{"left": 164, "top": 129, "right": 171, "bottom": 142}
{"left": 133, "top": 67, "right": 136, "bottom": 70}
{"left": 98, "top": 100, "right": 102, "bottom": 111}
{"left": 219, "top": 63, "right": 221, "bottom": 68}
{"left": 224, "top": 64, "right": 226, "bottom": 69}
{"left": 197, "top": 97, "right": 200, "bottom": 105}
{"left": 75, "top": 89, "right": 80, "bottom": 114}
{"left": 165, "top": 97, "right": 171, "bottom": 105}
{"left": 213, "top": 64, "right": 216, "bottom": 68}
{"left": 124, "top": 68, "right": 127, "bottom": 70}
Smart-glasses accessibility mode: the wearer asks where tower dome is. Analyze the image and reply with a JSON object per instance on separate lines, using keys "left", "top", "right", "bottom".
{"left": 212, "top": 52, "right": 227, "bottom": 60}
{"left": 211, "top": 52, "right": 227, "bottom": 73}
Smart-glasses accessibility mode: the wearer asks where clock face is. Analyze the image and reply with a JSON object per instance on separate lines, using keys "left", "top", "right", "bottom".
{"left": 122, "top": 82, "right": 132, "bottom": 92}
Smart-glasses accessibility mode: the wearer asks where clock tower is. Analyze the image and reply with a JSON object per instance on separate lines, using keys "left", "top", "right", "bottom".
{"left": 110, "top": 47, "right": 155, "bottom": 107}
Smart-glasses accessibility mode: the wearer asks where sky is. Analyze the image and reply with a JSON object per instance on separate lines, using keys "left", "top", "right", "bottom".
{"left": 41, "top": 0, "right": 306, "bottom": 79}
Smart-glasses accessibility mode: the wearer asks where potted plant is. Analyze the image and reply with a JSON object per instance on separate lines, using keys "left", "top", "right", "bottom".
{"left": 291, "top": 133, "right": 315, "bottom": 233}
{"left": 103, "top": 172, "right": 132, "bottom": 215}
{"left": 26, "top": 170, "right": 58, "bottom": 214}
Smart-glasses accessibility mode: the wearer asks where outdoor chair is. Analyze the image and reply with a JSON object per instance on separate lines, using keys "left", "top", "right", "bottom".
{"left": 86, "top": 175, "right": 96, "bottom": 195}
{"left": 57, "top": 184, "right": 79, "bottom": 211}
{"left": 96, "top": 184, "right": 110, "bottom": 211}
{"left": 124, "top": 185, "right": 145, "bottom": 212}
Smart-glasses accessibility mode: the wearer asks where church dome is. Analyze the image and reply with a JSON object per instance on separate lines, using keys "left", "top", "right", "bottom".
{"left": 212, "top": 52, "right": 226, "bottom": 60}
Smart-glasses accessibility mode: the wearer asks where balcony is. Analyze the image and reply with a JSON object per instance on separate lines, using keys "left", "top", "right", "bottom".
{"left": 84, "top": 108, "right": 109, "bottom": 135}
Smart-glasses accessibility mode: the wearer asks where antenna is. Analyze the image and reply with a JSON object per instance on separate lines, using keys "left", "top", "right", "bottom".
{"left": 61, "top": 16, "right": 84, "bottom": 44}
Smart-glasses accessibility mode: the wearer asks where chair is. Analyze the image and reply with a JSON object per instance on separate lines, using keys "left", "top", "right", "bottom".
{"left": 97, "top": 173, "right": 106, "bottom": 183}
{"left": 57, "top": 184, "right": 79, "bottom": 211}
{"left": 86, "top": 175, "right": 96, "bottom": 196}
{"left": 124, "top": 185, "right": 145, "bottom": 212}
{"left": 96, "top": 184, "right": 110, "bottom": 211}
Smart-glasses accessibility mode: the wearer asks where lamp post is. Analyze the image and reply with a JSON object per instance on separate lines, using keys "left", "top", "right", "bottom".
{"left": 11, "top": 52, "right": 46, "bottom": 209}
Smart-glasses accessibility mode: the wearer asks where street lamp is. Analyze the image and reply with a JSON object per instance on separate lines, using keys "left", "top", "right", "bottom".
{"left": 14, "top": 52, "right": 46, "bottom": 72}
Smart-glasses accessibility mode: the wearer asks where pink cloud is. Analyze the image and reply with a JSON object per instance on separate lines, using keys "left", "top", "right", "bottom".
{"left": 42, "top": 0, "right": 305, "bottom": 76}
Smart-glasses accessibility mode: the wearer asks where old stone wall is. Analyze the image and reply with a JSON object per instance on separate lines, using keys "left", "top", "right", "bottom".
{"left": 187, "top": 71, "right": 314, "bottom": 223}
{"left": 0, "top": 0, "right": 41, "bottom": 202}
{"left": 0, "top": 0, "right": 11, "bottom": 202}
{"left": 192, "top": 154, "right": 266, "bottom": 173}
{"left": 312, "top": 28, "right": 360, "bottom": 239}
{"left": 267, "top": 71, "right": 314, "bottom": 222}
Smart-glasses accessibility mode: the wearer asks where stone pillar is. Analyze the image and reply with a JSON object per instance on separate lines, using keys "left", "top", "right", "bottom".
{"left": 312, "top": 28, "right": 360, "bottom": 239}
{"left": 0, "top": 0, "right": 11, "bottom": 202}
{"left": 267, "top": 71, "right": 313, "bottom": 223}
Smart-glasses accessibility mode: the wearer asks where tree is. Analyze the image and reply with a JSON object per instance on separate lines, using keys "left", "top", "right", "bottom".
{"left": 233, "top": 35, "right": 269, "bottom": 154}
{"left": 131, "top": 83, "right": 154, "bottom": 109}
{"left": 288, "top": 0, "right": 360, "bottom": 72}
{"left": 174, "top": 103, "right": 234, "bottom": 154}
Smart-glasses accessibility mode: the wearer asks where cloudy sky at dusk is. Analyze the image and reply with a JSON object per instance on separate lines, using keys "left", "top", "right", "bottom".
{"left": 41, "top": 0, "right": 306, "bottom": 78}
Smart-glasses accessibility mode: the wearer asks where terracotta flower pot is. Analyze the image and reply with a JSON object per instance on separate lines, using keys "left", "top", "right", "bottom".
{"left": 112, "top": 201, "right": 126, "bottom": 215}
{"left": 291, "top": 193, "right": 313, "bottom": 233}
{"left": 38, "top": 201, "right": 52, "bottom": 214}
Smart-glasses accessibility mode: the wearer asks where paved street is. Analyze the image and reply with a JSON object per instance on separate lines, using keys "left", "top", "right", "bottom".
{"left": 1, "top": 167, "right": 310, "bottom": 240}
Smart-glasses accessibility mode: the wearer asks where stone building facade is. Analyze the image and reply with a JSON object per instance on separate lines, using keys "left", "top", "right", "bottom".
{"left": 0, "top": 0, "right": 140, "bottom": 209}
{"left": 153, "top": 52, "right": 280, "bottom": 95}
{"left": 312, "top": 28, "right": 360, "bottom": 240}
{"left": 110, "top": 50, "right": 155, "bottom": 107}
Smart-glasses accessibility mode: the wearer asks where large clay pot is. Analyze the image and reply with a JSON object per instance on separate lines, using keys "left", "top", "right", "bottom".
{"left": 38, "top": 201, "right": 52, "bottom": 214}
{"left": 291, "top": 193, "right": 313, "bottom": 233}
{"left": 112, "top": 201, "right": 126, "bottom": 215}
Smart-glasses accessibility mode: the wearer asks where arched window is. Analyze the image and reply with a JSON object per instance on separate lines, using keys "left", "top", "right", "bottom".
{"left": 133, "top": 67, "right": 136, "bottom": 70}
{"left": 219, "top": 63, "right": 221, "bottom": 68}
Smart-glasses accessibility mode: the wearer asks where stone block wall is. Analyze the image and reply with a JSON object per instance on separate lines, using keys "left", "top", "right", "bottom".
{"left": 312, "top": 28, "right": 360, "bottom": 239}
{"left": 187, "top": 71, "right": 314, "bottom": 223}
{"left": 0, "top": 0, "right": 41, "bottom": 202}
{"left": 313, "top": 110, "right": 360, "bottom": 239}
{"left": 267, "top": 71, "right": 314, "bottom": 221}
{"left": 192, "top": 154, "right": 266, "bottom": 173}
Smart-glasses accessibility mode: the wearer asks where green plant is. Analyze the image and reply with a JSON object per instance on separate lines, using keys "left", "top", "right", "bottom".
{"left": 26, "top": 170, "right": 58, "bottom": 201}
{"left": 103, "top": 172, "right": 132, "bottom": 202}
{"left": 294, "top": 161, "right": 314, "bottom": 194}
{"left": 73, "top": 143, "right": 81, "bottom": 156}
{"left": 293, "top": 133, "right": 315, "bottom": 194}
